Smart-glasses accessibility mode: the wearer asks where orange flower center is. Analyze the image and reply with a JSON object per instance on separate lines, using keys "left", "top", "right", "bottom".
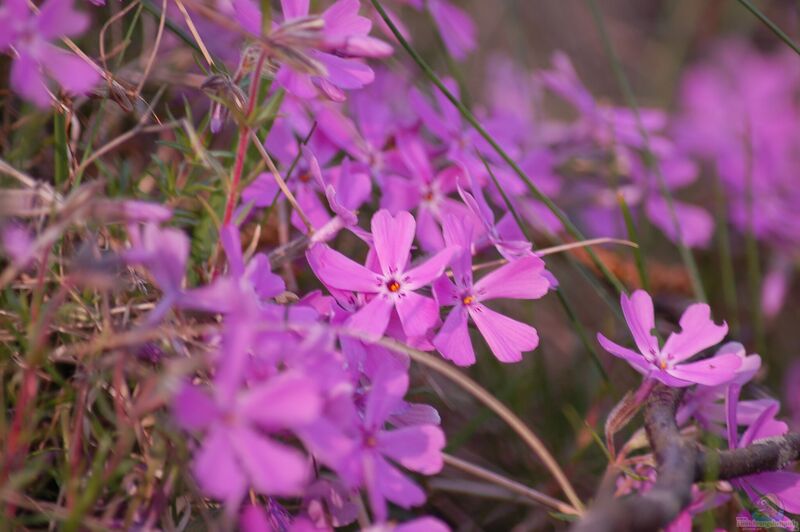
{"left": 462, "top": 295, "right": 475, "bottom": 305}
{"left": 386, "top": 280, "right": 401, "bottom": 293}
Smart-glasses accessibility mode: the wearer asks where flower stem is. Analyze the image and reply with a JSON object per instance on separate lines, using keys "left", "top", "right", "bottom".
{"left": 222, "top": 50, "right": 266, "bottom": 227}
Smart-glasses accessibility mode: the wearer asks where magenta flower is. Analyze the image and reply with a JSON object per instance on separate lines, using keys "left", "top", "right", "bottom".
{"left": 172, "top": 371, "right": 321, "bottom": 508}
{"left": 0, "top": 0, "right": 100, "bottom": 107}
{"left": 381, "top": 131, "right": 476, "bottom": 252}
{"left": 347, "top": 366, "right": 444, "bottom": 521}
{"left": 456, "top": 171, "right": 533, "bottom": 261}
{"left": 1, "top": 223, "right": 35, "bottom": 270}
{"left": 388, "top": 0, "right": 475, "bottom": 61}
{"left": 597, "top": 290, "right": 742, "bottom": 387}
{"left": 727, "top": 401, "right": 800, "bottom": 519}
{"left": 235, "top": 0, "right": 392, "bottom": 101}
{"left": 308, "top": 209, "right": 455, "bottom": 341}
{"left": 124, "top": 224, "right": 284, "bottom": 324}
{"left": 433, "top": 216, "right": 549, "bottom": 365}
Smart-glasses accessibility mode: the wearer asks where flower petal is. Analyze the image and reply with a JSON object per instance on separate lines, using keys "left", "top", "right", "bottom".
{"left": 596, "top": 333, "right": 651, "bottom": 376}
{"left": 194, "top": 427, "right": 247, "bottom": 503}
{"left": 240, "top": 372, "right": 320, "bottom": 429}
{"left": 746, "top": 471, "right": 800, "bottom": 514}
{"left": 230, "top": 426, "right": 309, "bottom": 496}
{"left": 667, "top": 353, "right": 742, "bottom": 386}
{"left": 377, "top": 425, "right": 444, "bottom": 474}
{"left": 172, "top": 384, "right": 217, "bottom": 431}
{"left": 433, "top": 305, "right": 475, "bottom": 366}
{"left": 371, "top": 209, "right": 415, "bottom": 276}
{"left": 473, "top": 255, "right": 549, "bottom": 301}
{"left": 469, "top": 303, "right": 538, "bottom": 363}
{"left": 307, "top": 244, "right": 381, "bottom": 293}
{"left": 345, "top": 294, "right": 394, "bottom": 341}
{"left": 404, "top": 246, "right": 456, "bottom": 290}
{"left": 11, "top": 51, "right": 51, "bottom": 108}
{"left": 40, "top": 44, "right": 99, "bottom": 96}
{"left": 365, "top": 366, "right": 408, "bottom": 429}
{"left": 620, "top": 290, "right": 660, "bottom": 358}
{"left": 662, "top": 303, "right": 728, "bottom": 362}
{"left": 395, "top": 292, "right": 439, "bottom": 338}
{"left": 37, "top": 0, "right": 88, "bottom": 39}
{"left": 374, "top": 455, "right": 426, "bottom": 510}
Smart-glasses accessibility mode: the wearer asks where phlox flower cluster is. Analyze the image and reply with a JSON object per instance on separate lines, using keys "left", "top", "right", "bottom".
{"left": 599, "top": 289, "right": 800, "bottom": 528}
{"left": 4, "top": 0, "right": 800, "bottom": 529}
{"left": 676, "top": 40, "right": 800, "bottom": 318}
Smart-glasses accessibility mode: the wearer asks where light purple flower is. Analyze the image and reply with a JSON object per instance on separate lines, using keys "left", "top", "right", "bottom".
{"left": 308, "top": 209, "right": 455, "bottom": 341}
{"left": 433, "top": 216, "right": 549, "bottom": 365}
{"left": 381, "top": 131, "right": 477, "bottom": 252}
{"left": 235, "top": 0, "right": 392, "bottom": 101}
{"left": 172, "top": 371, "right": 321, "bottom": 508}
{"left": 597, "top": 290, "right": 741, "bottom": 387}
{"left": 426, "top": 0, "right": 475, "bottom": 61}
{"left": 0, "top": 0, "right": 100, "bottom": 107}
{"left": 1, "top": 223, "right": 35, "bottom": 269}
{"left": 346, "top": 366, "right": 445, "bottom": 521}
{"left": 727, "top": 401, "right": 800, "bottom": 518}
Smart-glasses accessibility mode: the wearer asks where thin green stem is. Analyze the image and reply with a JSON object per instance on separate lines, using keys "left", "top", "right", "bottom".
{"left": 370, "top": 0, "right": 626, "bottom": 296}
{"left": 586, "top": 0, "right": 707, "bottom": 302}
{"left": 714, "top": 174, "right": 739, "bottom": 334}
{"left": 734, "top": 0, "right": 800, "bottom": 57}
{"left": 478, "top": 153, "right": 611, "bottom": 384}
{"left": 617, "top": 193, "right": 650, "bottom": 292}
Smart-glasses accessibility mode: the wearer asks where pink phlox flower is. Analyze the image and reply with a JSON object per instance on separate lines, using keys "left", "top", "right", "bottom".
{"left": 456, "top": 169, "right": 532, "bottom": 261}
{"left": 727, "top": 401, "right": 800, "bottom": 520}
{"left": 432, "top": 215, "right": 549, "bottom": 366}
{"left": 172, "top": 370, "right": 321, "bottom": 510}
{"left": 381, "top": 131, "right": 477, "bottom": 252}
{"left": 242, "top": 146, "right": 370, "bottom": 239}
{"left": 675, "top": 342, "right": 762, "bottom": 435}
{"left": 409, "top": 78, "right": 509, "bottom": 175}
{"left": 1, "top": 223, "right": 36, "bottom": 270}
{"left": 234, "top": 0, "right": 392, "bottom": 101}
{"left": 347, "top": 365, "right": 445, "bottom": 522}
{"left": 307, "top": 209, "right": 456, "bottom": 341}
{"left": 597, "top": 290, "right": 742, "bottom": 387}
{"left": 301, "top": 478, "right": 360, "bottom": 528}
{"left": 316, "top": 86, "right": 412, "bottom": 179}
{"left": 615, "top": 463, "right": 729, "bottom": 532}
{"left": 385, "top": 0, "right": 474, "bottom": 61}
{"left": 124, "top": 224, "right": 284, "bottom": 324}
{"left": 0, "top": 0, "right": 100, "bottom": 107}
{"left": 239, "top": 499, "right": 293, "bottom": 532}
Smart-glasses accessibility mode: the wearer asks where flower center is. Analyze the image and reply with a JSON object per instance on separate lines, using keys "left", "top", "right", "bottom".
{"left": 386, "top": 280, "right": 401, "bottom": 293}
{"left": 462, "top": 295, "right": 475, "bottom": 305}
{"left": 658, "top": 359, "right": 668, "bottom": 370}
{"left": 298, "top": 172, "right": 311, "bottom": 183}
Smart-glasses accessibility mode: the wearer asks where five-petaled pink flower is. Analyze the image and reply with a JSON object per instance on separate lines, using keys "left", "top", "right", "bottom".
{"left": 308, "top": 209, "right": 455, "bottom": 341}
{"left": 597, "top": 290, "right": 742, "bottom": 387}
{"left": 0, "top": 0, "right": 100, "bottom": 107}
{"left": 433, "top": 216, "right": 549, "bottom": 365}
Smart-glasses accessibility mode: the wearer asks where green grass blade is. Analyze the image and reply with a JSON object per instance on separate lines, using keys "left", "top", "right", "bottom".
{"left": 617, "top": 192, "right": 650, "bottom": 292}
{"left": 714, "top": 174, "right": 739, "bottom": 334}
{"left": 586, "top": 0, "right": 706, "bottom": 302}
{"left": 53, "top": 112, "right": 69, "bottom": 188}
{"left": 735, "top": 0, "right": 800, "bottom": 57}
